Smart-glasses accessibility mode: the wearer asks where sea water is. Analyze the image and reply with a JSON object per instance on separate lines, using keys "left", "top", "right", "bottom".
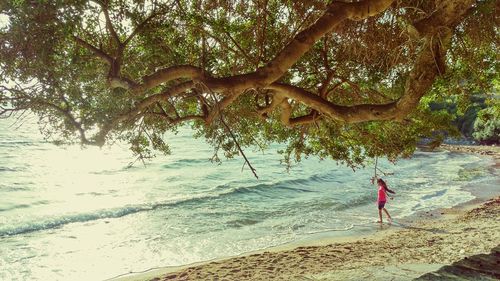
{"left": 0, "top": 117, "right": 497, "bottom": 281}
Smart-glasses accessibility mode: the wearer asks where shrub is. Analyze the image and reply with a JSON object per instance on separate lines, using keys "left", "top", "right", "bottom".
{"left": 473, "top": 107, "right": 500, "bottom": 144}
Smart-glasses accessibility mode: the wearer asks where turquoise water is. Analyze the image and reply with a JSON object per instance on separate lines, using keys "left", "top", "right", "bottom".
{"left": 0, "top": 118, "right": 497, "bottom": 280}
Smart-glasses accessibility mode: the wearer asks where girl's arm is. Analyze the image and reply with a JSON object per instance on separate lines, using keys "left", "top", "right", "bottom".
{"left": 384, "top": 190, "right": 394, "bottom": 200}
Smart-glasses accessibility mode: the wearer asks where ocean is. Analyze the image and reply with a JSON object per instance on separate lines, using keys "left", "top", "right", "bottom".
{"left": 0, "top": 117, "right": 497, "bottom": 281}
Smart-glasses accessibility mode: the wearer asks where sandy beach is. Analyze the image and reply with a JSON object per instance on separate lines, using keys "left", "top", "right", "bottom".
{"left": 113, "top": 146, "right": 500, "bottom": 281}
{"left": 114, "top": 196, "right": 500, "bottom": 281}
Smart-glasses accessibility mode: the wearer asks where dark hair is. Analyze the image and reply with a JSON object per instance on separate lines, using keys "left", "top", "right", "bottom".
{"left": 377, "top": 178, "right": 395, "bottom": 194}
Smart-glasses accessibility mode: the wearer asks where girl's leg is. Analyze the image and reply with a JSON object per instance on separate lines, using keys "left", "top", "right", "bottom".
{"left": 383, "top": 208, "right": 392, "bottom": 222}
{"left": 378, "top": 209, "right": 383, "bottom": 223}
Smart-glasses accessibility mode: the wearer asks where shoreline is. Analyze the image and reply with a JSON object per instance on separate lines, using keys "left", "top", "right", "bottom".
{"left": 112, "top": 145, "right": 500, "bottom": 281}
{"left": 439, "top": 144, "right": 500, "bottom": 169}
{"left": 112, "top": 196, "right": 500, "bottom": 281}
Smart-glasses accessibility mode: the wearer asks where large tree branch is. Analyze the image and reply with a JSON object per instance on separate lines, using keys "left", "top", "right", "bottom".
{"left": 275, "top": 98, "right": 321, "bottom": 127}
{"left": 88, "top": 32, "right": 452, "bottom": 146}
{"left": 134, "top": 66, "right": 205, "bottom": 93}
{"left": 123, "top": 8, "right": 165, "bottom": 47}
{"left": 413, "top": 0, "right": 476, "bottom": 37}
{"left": 261, "top": 0, "right": 476, "bottom": 126}
{"left": 108, "top": 76, "right": 138, "bottom": 90}
{"left": 265, "top": 29, "right": 452, "bottom": 124}
{"left": 1, "top": 86, "right": 91, "bottom": 141}
{"left": 394, "top": 31, "right": 452, "bottom": 116}
{"left": 205, "top": 91, "right": 242, "bottom": 124}
{"left": 73, "top": 36, "right": 113, "bottom": 64}
{"left": 71, "top": 0, "right": 478, "bottom": 147}
{"left": 76, "top": 0, "right": 394, "bottom": 96}
{"left": 132, "top": 0, "right": 394, "bottom": 94}
{"left": 82, "top": 1, "right": 157, "bottom": 91}
{"left": 73, "top": 36, "right": 137, "bottom": 90}
{"left": 98, "top": 0, "right": 122, "bottom": 46}
{"left": 257, "top": 92, "right": 284, "bottom": 116}
{"left": 319, "top": 71, "right": 336, "bottom": 99}
{"left": 31, "top": 98, "right": 94, "bottom": 145}
{"left": 267, "top": 83, "right": 372, "bottom": 123}
{"left": 94, "top": 81, "right": 194, "bottom": 145}
{"left": 253, "top": 0, "right": 394, "bottom": 86}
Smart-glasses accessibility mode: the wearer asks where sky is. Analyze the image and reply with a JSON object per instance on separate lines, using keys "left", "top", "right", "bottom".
{"left": 0, "top": 13, "right": 8, "bottom": 29}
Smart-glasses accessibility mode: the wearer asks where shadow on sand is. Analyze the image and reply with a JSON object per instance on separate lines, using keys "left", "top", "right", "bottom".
{"left": 414, "top": 244, "right": 500, "bottom": 280}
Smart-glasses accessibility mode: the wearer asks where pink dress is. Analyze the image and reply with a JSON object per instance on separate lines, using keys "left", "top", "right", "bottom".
{"left": 378, "top": 186, "right": 386, "bottom": 203}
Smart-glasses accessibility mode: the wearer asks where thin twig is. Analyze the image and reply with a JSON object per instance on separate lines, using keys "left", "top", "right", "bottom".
{"left": 377, "top": 167, "right": 394, "bottom": 176}
{"left": 206, "top": 89, "right": 259, "bottom": 179}
{"left": 219, "top": 114, "right": 259, "bottom": 179}
{"left": 371, "top": 156, "right": 378, "bottom": 184}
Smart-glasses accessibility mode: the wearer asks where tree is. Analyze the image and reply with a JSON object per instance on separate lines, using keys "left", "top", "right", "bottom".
{"left": 0, "top": 0, "right": 497, "bottom": 170}
{"left": 473, "top": 106, "right": 500, "bottom": 144}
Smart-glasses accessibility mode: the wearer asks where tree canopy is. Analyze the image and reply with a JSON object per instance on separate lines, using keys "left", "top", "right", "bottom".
{"left": 0, "top": 0, "right": 498, "bottom": 169}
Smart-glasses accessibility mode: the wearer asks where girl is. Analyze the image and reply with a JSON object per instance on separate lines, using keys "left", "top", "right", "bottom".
{"left": 376, "top": 178, "right": 395, "bottom": 223}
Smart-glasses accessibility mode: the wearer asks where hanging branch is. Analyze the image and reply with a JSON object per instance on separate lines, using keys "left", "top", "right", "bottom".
{"left": 207, "top": 90, "right": 259, "bottom": 179}
{"left": 219, "top": 115, "right": 259, "bottom": 179}
{"left": 371, "top": 156, "right": 394, "bottom": 184}
{"left": 377, "top": 167, "right": 394, "bottom": 176}
{"left": 371, "top": 156, "right": 378, "bottom": 184}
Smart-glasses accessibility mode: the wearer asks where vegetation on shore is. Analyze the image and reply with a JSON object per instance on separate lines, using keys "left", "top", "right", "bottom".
{"left": 430, "top": 97, "right": 499, "bottom": 145}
